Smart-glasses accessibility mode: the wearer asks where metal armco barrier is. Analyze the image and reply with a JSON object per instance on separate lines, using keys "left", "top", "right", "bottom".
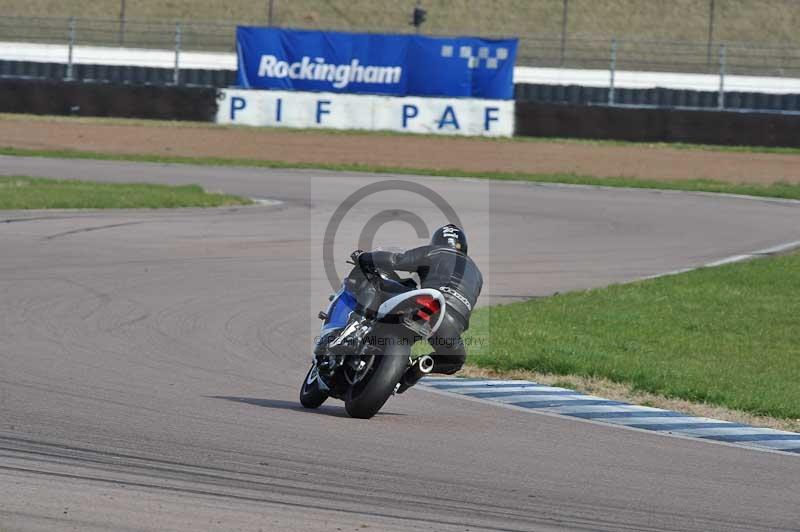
{"left": 514, "top": 83, "right": 800, "bottom": 113}
{"left": 0, "top": 79, "right": 218, "bottom": 120}
{"left": 0, "top": 60, "right": 235, "bottom": 87}
{"left": 514, "top": 101, "right": 800, "bottom": 148}
{"left": 4, "top": 77, "right": 800, "bottom": 148}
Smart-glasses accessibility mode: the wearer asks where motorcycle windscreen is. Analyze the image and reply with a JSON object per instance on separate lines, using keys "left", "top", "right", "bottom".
{"left": 324, "top": 288, "right": 359, "bottom": 331}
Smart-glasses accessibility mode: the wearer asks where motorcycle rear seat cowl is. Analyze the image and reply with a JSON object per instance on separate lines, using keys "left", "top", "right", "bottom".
{"left": 379, "top": 277, "right": 417, "bottom": 294}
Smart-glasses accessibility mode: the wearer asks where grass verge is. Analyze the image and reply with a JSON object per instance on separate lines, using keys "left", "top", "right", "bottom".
{"left": 464, "top": 252, "right": 800, "bottom": 421}
{"left": 0, "top": 175, "right": 252, "bottom": 209}
{"left": 3, "top": 146, "right": 800, "bottom": 201}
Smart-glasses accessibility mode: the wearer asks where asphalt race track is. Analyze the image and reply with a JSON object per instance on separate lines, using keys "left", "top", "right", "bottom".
{"left": 1, "top": 156, "right": 800, "bottom": 532}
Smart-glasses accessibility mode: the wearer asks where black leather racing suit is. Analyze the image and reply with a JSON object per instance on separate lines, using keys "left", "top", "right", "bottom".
{"left": 360, "top": 245, "right": 483, "bottom": 375}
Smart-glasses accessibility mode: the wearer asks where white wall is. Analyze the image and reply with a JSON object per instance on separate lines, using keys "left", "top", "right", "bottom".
{"left": 216, "top": 89, "right": 515, "bottom": 137}
{"left": 0, "top": 41, "right": 235, "bottom": 70}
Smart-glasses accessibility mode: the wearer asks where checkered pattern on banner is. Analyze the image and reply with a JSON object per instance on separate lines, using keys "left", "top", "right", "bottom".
{"left": 440, "top": 45, "right": 510, "bottom": 69}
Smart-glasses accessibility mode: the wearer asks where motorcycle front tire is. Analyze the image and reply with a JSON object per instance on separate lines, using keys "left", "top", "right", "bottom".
{"left": 300, "top": 362, "right": 329, "bottom": 409}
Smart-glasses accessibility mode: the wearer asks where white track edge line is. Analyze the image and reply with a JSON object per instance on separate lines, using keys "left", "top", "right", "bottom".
{"left": 639, "top": 239, "right": 800, "bottom": 281}
{"left": 415, "top": 385, "right": 799, "bottom": 458}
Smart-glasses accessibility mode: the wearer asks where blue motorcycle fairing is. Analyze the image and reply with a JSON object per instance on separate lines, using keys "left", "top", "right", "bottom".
{"left": 320, "top": 284, "right": 359, "bottom": 336}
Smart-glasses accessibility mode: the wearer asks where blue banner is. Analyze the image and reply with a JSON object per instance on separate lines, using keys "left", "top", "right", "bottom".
{"left": 236, "top": 27, "right": 517, "bottom": 100}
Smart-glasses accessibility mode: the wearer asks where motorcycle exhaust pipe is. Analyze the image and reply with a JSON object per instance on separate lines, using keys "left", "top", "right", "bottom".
{"left": 398, "top": 355, "right": 435, "bottom": 392}
{"left": 418, "top": 355, "right": 435, "bottom": 374}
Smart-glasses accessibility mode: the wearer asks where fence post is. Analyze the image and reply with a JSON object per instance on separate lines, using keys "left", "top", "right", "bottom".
{"left": 268, "top": 0, "right": 275, "bottom": 25}
{"left": 559, "top": 0, "right": 569, "bottom": 67}
{"left": 718, "top": 44, "right": 726, "bottom": 110}
{"left": 173, "top": 22, "right": 182, "bottom": 85}
{"left": 119, "top": 0, "right": 127, "bottom": 46}
{"left": 705, "top": 0, "right": 716, "bottom": 68}
{"left": 608, "top": 37, "right": 617, "bottom": 106}
{"left": 66, "top": 17, "right": 76, "bottom": 81}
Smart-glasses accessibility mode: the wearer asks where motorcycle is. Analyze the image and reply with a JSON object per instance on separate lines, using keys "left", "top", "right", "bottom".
{"left": 299, "top": 251, "right": 446, "bottom": 419}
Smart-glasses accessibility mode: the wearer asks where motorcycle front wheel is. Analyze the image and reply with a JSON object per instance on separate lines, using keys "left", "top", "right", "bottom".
{"left": 344, "top": 335, "right": 409, "bottom": 419}
{"left": 299, "top": 361, "right": 328, "bottom": 409}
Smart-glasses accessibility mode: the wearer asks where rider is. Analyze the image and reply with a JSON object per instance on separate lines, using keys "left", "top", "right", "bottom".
{"left": 354, "top": 224, "right": 483, "bottom": 392}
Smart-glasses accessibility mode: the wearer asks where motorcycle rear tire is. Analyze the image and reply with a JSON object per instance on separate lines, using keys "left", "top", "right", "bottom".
{"left": 344, "top": 336, "right": 409, "bottom": 419}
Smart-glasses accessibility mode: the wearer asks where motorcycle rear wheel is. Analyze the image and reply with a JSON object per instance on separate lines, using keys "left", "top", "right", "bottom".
{"left": 344, "top": 336, "right": 409, "bottom": 419}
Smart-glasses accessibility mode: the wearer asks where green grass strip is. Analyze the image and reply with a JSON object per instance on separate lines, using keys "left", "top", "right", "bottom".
{"left": 0, "top": 175, "right": 252, "bottom": 209}
{"left": 465, "top": 253, "right": 800, "bottom": 420}
{"left": 3, "top": 146, "right": 800, "bottom": 201}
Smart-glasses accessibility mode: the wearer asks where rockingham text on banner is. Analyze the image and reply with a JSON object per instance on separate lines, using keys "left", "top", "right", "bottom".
{"left": 235, "top": 27, "right": 517, "bottom": 100}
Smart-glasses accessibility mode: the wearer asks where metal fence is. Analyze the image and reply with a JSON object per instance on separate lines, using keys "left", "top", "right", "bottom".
{"left": 2, "top": 14, "right": 800, "bottom": 78}
{"left": 0, "top": 16, "right": 236, "bottom": 52}
{"left": 0, "top": 17, "right": 800, "bottom": 77}
{"left": 3, "top": 1, "right": 800, "bottom": 48}
{"left": 2, "top": 14, "right": 800, "bottom": 114}
{"left": 520, "top": 36, "right": 800, "bottom": 78}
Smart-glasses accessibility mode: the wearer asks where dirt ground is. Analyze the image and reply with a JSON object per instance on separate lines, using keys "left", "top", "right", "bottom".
{"left": 1, "top": 116, "right": 799, "bottom": 184}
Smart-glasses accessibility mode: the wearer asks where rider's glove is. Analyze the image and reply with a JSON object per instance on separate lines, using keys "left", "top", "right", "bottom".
{"left": 352, "top": 250, "right": 375, "bottom": 272}
{"left": 350, "top": 249, "right": 364, "bottom": 264}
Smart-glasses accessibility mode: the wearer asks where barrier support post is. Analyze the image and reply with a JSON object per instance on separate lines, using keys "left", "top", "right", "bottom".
{"left": 718, "top": 44, "right": 726, "bottom": 110}
{"left": 66, "top": 17, "right": 76, "bottom": 81}
{"left": 173, "top": 22, "right": 182, "bottom": 86}
{"left": 608, "top": 37, "right": 617, "bottom": 106}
